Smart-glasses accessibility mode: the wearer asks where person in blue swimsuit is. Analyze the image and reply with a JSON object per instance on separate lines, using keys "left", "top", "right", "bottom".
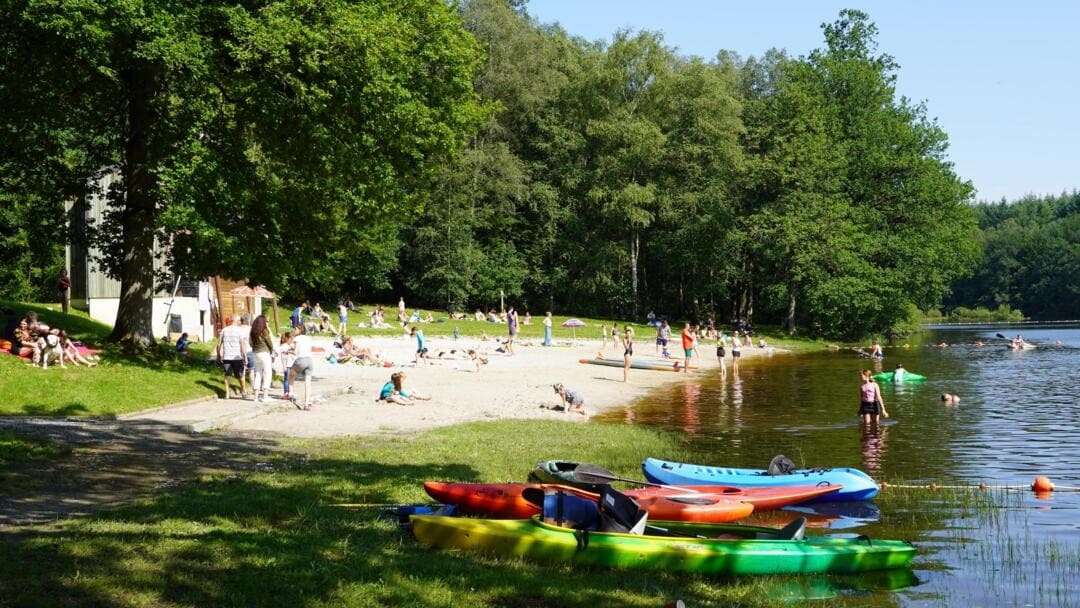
{"left": 411, "top": 326, "right": 426, "bottom": 365}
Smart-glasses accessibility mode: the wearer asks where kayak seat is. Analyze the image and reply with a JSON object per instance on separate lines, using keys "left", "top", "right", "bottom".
{"left": 763, "top": 517, "right": 807, "bottom": 541}
{"left": 540, "top": 490, "right": 600, "bottom": 530}
{"left": 599, "top": 487, "right": 648, "bottom": 535}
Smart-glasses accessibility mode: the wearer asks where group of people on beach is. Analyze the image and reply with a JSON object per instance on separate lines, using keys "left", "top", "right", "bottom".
{"left": 3, "top": 310, "right": 97, "bottom": 369}
{"left": 216, "top": 313, "right": 316, "bottom": 409}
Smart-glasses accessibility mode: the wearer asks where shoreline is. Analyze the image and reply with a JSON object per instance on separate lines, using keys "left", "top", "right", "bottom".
{"left": 227, "top": 334, "right": 788, "bottom": 438}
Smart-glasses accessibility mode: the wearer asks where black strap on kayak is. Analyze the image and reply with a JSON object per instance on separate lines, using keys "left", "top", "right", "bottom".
{"left": 574, "top": 529, "right": 589, "bottom": 551}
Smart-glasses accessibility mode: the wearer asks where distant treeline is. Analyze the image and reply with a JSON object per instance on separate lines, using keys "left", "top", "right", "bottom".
{"left": 945, "top": 192, "right": 1080, "bottom": 321}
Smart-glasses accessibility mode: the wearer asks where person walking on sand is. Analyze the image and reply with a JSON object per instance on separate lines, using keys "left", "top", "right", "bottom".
{"left": 216, "top": 315, "right": 249, "bottom": 399}
{"left": 622, "top": 325, "right": 634, "bottom": 382}
{"left": 398, "top": 297, "right": 407, "bottom": 324}
{"left": 655, "top": 319, "right": 670, "bottom": 355}
{"left": 611, "top": 323, "right": 620, "bottom": 352}
{"left": 680, "top": 322, "right": 694, "bottom": 374}
{"left": 600, "top": 323, "right": 609, "bottom": 349}
{"left": 290, "top": 325, "right": 315, "bottom": 410}
{"left": 858, "top": 369, "right": 889, "bottom": 425}
{"left": 542, "top": 311, "right": 553, "bottom": 346}
{"left": 279, "top": 332, "right": 295, "bottom": 400}
{"left": 249, "top": 314, "right": 276, "bottom": 402}
{"left": 411, "top": 326, "right": 426, "bottom": 365}
{"left": 506, "top": 305, "right": 518, "bottom": 355}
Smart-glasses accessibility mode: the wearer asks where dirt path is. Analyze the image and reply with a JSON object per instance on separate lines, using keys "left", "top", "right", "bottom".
{"left": 0, "top": 417, "right": 279, "bottom": 526}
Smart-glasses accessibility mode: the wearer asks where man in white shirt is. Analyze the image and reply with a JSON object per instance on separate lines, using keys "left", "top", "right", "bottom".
{"left": 216, "top": 315, "right": 249, "bottom": 399}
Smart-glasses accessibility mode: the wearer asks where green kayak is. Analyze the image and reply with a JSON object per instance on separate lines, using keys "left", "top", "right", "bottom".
{"left": 410, "top": 515, "right": 916, "bottom": 576}
{"left": 872, "top": 371, "right": 926, "bottom": 383}
{"left": 528, "top": 460, "right": 608, "bottom": 492}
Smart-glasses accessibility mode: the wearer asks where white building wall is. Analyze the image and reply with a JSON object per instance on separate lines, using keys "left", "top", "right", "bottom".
{"left": 86, "top": 297, "right": 260, "bottom": 342}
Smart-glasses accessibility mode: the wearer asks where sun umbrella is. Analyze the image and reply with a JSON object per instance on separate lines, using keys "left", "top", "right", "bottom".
{"left": 229, "top": 285, "right": 276, "bottom": 298}
{"left": 561, "top": 318, "right": 586, "bottom": 344}
{"left": 228, "top": 285, "right": 280, "bottom": 332}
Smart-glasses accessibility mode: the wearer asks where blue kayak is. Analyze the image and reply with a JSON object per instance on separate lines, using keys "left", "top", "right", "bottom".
{"left": 642, "top": 458, "right": 879, "bottom": 502}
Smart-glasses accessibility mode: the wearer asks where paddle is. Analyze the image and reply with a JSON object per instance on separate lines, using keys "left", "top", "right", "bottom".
{"left": 996, "top": 332, "right": 1036, "bottom": 348}
{"left": 571, "top": 463, "right": 702, "bottom": 494}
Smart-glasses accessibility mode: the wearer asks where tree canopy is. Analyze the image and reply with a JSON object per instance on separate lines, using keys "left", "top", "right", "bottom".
{"left": 948, "top": 192, "right": 1080, "bottom": 320}
{"left": 3, "top": 3, "right": 1028, "bottom": 339}
{"left": 0, "top": 0, "right": 483, "bottom": 346}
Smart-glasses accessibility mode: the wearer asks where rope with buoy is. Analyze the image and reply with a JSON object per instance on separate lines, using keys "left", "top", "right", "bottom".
{"left": 879, "top": 476, "right": 1080, "bottom": 493}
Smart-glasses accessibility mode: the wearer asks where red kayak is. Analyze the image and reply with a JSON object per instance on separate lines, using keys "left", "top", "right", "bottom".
{"left": 423, "top": 481, "right": 840, "bottom": 522}
{"left": 623, "top": 484, "right": 841, "bottom": 511}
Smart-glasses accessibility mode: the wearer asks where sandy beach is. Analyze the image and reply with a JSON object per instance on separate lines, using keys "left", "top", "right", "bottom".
{"left": 228, "top": 333, "right": 785, "bottom": 438}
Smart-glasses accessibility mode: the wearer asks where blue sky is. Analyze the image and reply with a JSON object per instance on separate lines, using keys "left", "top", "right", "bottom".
{"left": 526, "top": 1, "right": 1080, "bottom": 203}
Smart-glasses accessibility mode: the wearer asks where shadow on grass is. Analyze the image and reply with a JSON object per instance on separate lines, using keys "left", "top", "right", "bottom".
{"left": 0, "top": 455, "right": 705, "bottom": 608}
{"left": 0, "top": 417, "right": 921, "bottom": 607}
{"left": 0, "top": 454, "right": 920, "bottom": 608}
{"left": 0, "top": 418, "right": 281, "bottom": 525}
{"left": 18, "top": 403, "right": 90, "bottom": 416}
{"left": 196, "top": 379, "right": 227, "bottom": 398}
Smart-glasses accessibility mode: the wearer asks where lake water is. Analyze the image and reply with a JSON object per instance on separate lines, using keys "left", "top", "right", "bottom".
{"left": 596, "top": 325, "right": 1080, "bottom": 606}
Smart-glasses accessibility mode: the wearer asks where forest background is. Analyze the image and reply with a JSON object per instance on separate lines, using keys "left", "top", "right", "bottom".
{"left": 1, "top": 0, "right": 1076, "bottom": 343}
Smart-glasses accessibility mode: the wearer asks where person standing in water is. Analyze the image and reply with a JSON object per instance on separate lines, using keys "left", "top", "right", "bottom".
{"left": 858, "top": 369, "right": 889, "bottom": 425}
{"left": 680, "top": 322, "right": 694, "bottom": 374}
{"left": 622, "top": 325, "right": 634, "bottom": 382}
{"left": 716, "top": 332, "right": 727, "bottom": 377}
{"left": 730, "top": 330, "right": 742, "bottom": 375}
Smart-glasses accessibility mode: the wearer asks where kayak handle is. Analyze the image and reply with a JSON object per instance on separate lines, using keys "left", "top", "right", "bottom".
{"left": 816, "top": 481, "right": 832, "bottom": 487}
{"left": 856, "top": 534, "right": 873, "bottom": 546}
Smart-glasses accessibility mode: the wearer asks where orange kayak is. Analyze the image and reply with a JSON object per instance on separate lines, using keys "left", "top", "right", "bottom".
{"left": 423, "top": 482, "right": 839, "bottom": 523}
{"left": 423, "top": 481, "right": 752, "bottom": 523}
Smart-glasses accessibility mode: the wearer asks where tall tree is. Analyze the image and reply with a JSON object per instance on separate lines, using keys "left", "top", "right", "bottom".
{"left": 0, "top": 0, "right": 483, "bottom": 347}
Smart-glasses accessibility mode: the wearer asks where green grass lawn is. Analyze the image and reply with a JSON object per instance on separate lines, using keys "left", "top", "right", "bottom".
{"left": 0, "top": 301, "right": 221, "bottom": 416}
{"left": 275, "top": 301, "right": 828, "bottom": 352}
{"left": 0, "top": 420, "right": 824, "bottom": 608}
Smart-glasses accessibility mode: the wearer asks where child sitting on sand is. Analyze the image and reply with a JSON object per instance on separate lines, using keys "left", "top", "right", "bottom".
{"left": 378, "top": 372, "right": 431, "bottom": 405}
{"left": 551, "top": 383, "right": 587, "bottom": 416}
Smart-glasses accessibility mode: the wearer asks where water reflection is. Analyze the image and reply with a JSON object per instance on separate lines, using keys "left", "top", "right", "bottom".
{"left": 681, "top": 382, "right": 700, "bottom": 435}
{"left": 860, "top": 423, "right": 889, "bottom": 473}
{"left": 596, "top": 325, "right": 1080, "bottom": 607}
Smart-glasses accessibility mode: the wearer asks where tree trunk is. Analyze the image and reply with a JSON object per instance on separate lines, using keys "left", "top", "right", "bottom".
{"left": 744, "top": 258, "right": 754, "bottom": 325}
{"left": 109, "top": 61, "right": 159, "bottom": 350}
{"left": 783, "top": 282, "right": 797, "bottom": 335}
{"left": 630, "top": 232, "right": 639, "bottom": 318}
